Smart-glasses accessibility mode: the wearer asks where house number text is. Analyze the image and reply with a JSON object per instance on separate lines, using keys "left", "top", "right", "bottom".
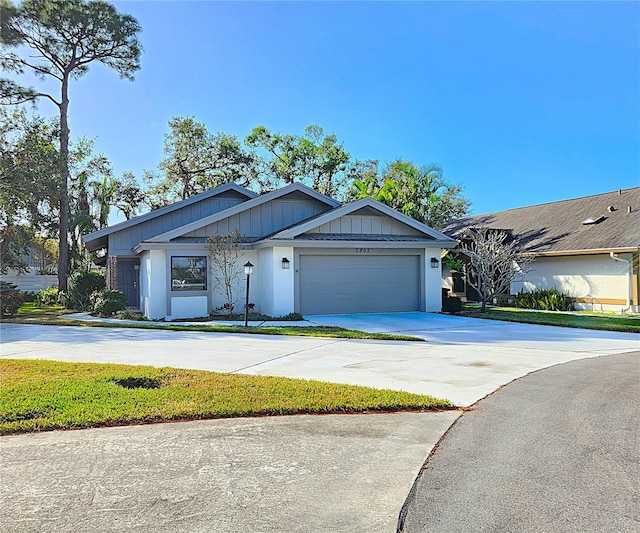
{"left": 355, "top": 248, "right": 371, "bottom": 254}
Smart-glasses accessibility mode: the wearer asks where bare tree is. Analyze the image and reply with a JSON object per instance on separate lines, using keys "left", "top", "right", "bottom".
{"left": 206, "top": 230, "right": 245, "bottom": 317}
{"left": 457, "top": 228, "right": 535, "bottom": 312}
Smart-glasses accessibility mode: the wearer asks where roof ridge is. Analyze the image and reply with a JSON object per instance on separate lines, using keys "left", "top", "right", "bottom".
{"left": 467, "top": 186, "right": 640, "bottom": 218}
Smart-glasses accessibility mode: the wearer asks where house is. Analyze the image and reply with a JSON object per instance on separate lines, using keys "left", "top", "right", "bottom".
{"left": 83, "top": 183, "right": 456, "bottom": 320}
{"left": 0, "top": 243, "right": 57, "bottom": 292}
{"left": 441, "top": 187, "right": 640, "bottom": 313}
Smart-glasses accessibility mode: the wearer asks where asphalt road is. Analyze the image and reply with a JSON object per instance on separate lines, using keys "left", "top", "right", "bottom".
{"left": 398, "top": 351, "right": 640, "bottom": 533}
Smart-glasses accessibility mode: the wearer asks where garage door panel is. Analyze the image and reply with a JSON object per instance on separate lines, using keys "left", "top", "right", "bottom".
{"left": 299, "top": 255, "right": 421, "bottom": 315}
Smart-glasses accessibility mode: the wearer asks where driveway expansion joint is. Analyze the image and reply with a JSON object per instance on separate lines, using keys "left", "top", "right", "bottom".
{"left": 229, "top": 339, "right": 346, "bottom": 374}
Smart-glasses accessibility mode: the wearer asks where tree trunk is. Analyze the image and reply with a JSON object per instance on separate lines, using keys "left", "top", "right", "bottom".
{"left": 57, "top": 75, "right": 70, "bottom": 291}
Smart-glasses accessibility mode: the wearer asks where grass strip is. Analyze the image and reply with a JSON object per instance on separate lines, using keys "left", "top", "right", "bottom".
{"left": 0, "top": 359, "right": 453, "bottom": 434}
{"left": 2, "top": 304, "right": 422, "bottom": 341}
{"left": 474, "top": 307, "right": 640, "bottom": 333}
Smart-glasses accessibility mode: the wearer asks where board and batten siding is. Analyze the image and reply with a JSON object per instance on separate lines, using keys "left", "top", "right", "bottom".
{"left": 304, "top": 215, "right": 424, "bottom": 236}
{"left": 183, "top": 195, "right": 333, "bottom": 240}
{"left": 107, "top": 191, "right": 249, "bottom": 255}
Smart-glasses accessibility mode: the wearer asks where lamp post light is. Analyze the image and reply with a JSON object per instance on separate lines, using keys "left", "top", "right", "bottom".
{"left": 244, "top": 261, "right": 254, "bottom": 327}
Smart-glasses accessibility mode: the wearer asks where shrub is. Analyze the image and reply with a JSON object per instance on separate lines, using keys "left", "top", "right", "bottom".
{"left": 91, "top": 289, "right": 127, "bottom": 317}
{"left": 36, "top": 287, "right": 60, "bottom": 306}
{"left": 21, "top": 291, "right": 37, "bottom": 303}
{"left": 116, "top": 309, "right": 147, "bottom": 321}
{"left": 495, "top": 295, "right": 512, "bottom": 307}
{"left": 0, "top": 281, "right": 24, "bottom": 318}
{"left": 442, "top": 296, "right": 462, "bottom": 314}
{"left": 279, "top": 312, "right": 304, "bottom": 321}
{"left": 65, "top": 271, "right": 106, "bottom": 310}
{"left": 513, "top": 289, "right": 574, "bottom": 312}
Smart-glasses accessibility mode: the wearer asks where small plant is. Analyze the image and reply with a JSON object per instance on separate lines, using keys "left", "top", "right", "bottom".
{"left": 64, "top": 271, "right": 106, "bottom": 311}
{"left": 91, "top": 289, "right": 127, "bottom": 317}
{"left": 495, "top": 295, "right": 512, "bottom": 307}
{"left": 442, "top": 252, "right": 464, "bottom": 273}
{"left": 512, "top": 289, "right": 574, "bottom": 312}
{"left": 116, "top": 309, "right": 147, "bottom": 321}
{"left": 36, "top": 287, "right": 60, "bottom": 306}
{"left": 442, "top": 296, "right": 462, "bottom": 314}
{"left": 0, "top": 281, "right": 24, "bottom": 318}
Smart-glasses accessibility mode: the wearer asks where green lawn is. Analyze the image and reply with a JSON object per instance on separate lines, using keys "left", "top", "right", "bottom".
{"left": 0, "top": 359, "right": 453, "bottom": 434}
{"left": 3, "top": 303, "right": 422, "bottom": 341}
{"left": 472, "top": 306, "right": 640, "bottom": 333}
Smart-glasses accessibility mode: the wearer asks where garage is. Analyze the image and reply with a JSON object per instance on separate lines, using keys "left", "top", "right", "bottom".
{"left": 298, "top": 253, "right": 422, "bottom": 315}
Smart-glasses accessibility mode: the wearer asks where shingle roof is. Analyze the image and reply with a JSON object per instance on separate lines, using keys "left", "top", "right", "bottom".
{"left": 441, "top": 187, "right": 640, "bottom": 254}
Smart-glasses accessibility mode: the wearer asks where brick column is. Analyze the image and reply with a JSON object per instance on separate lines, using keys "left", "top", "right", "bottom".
{"left": 108, "top": 256, "right": 118, "bottom": 290}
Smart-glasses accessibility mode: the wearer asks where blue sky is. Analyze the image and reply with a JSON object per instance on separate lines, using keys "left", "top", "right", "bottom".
{"left": 32, "top": 1, "right": 640, "bottom": 217}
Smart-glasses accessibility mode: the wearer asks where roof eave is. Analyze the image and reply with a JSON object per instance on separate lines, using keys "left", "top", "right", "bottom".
{"left": 146, "top": 183, "right": 342, "bottom": 243}
{"left": 252, "top": 238, "right": 457, "bottom": 249}
{"left": 82, "top": 183, "right": 257, "bottom": 243}
{"left": 532, "top": 246, "right": 640, "bottom": 257}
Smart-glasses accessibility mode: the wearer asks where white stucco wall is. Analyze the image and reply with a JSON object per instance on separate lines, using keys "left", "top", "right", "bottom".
{"left": 170, "top": 296, "right": 208, "bottom": 319}
{"left": 254, "top": 247, "right": 294, "bottom": 316}
{"left": 425, "top": 248, "right": 444, "bottom": 312}
{"left": 256, "top": 248, "right": 274, "bottom": 315}
{"left": 512, "top": 253, "right": 634, "bottom": 312}
{"left": 209, "top": 250, "right": 259, "bottom": 315}
{"left": 140, "top": 249, "right": 167, "bottom": 320}
{"left": 1, "top": 268, "right": 57, "bottom": 292}
{"left": 272, "top": 246, "right": 295, "bottom": 316}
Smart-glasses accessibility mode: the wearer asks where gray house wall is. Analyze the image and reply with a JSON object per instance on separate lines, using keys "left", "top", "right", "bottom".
{"left": 304, "top": 213, "right": 424, "bottom": 236}
{"left": 108, "top": 190, "right": 249, "bottom": 255}
{"left": 182, "top": 192, "right": 333, "bottom": 241}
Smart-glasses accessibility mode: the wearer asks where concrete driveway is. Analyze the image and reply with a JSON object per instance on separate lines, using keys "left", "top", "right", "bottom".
{"left": 2, "top": 313, "right": 638, "bottom": 406}
{"left": 1, "top": 314, "right": 637, "bottom": 532}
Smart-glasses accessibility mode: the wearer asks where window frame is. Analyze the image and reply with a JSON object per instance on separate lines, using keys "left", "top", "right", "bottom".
{"left": 170, "top": 256, "right": 207, "bottom": 292}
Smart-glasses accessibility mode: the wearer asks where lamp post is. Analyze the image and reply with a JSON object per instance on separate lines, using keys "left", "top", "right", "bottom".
{"left": 244, "top": 261, "right": 253, "bottom": 327}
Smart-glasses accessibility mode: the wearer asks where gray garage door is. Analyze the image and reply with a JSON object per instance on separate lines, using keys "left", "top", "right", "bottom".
{"left": 298, "top": 254, "right": 421, "bottom": 315}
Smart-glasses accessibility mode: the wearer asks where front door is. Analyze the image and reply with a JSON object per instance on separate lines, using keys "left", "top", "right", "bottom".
{"left": 117, "top": 260, "right": 139, "bottom": 308}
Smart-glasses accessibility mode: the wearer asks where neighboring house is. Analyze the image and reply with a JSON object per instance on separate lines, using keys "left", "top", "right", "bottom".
{"left": 0, "top": 244, "right": 57, "bottom": 292}
{"left": 441, "top": 187, "right": 640, "bottom": 313}
{"left": 83, "top": 182, "right": 456, "bottom": 320}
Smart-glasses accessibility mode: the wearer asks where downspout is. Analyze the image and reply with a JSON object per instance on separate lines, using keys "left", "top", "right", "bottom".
{"left": 609, "top": 252, "right": 632, "bottom": 313}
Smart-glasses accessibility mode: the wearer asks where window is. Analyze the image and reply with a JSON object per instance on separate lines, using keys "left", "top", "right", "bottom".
{"left": 171, "top": 256, "right": 207, "bottom": 291}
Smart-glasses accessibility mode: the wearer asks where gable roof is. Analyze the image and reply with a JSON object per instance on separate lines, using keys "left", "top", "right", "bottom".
{"left": 83, "top": 182, "right": 256, "bottom": 251}
{"left": 144, "top": 182, "right": 341, "bottom": 244}
{"left": 442, "top": 187, "right": 640, "bottom": 255}
{"left": 267, "top": 197, "right": 456, "bottom": 244}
